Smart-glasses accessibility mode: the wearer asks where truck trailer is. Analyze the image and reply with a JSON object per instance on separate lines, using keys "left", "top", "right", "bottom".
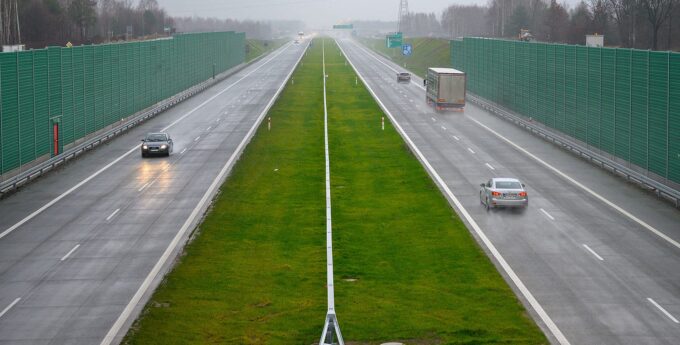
{"left": 425, "top": 67, "right": 466, "bottom": 111}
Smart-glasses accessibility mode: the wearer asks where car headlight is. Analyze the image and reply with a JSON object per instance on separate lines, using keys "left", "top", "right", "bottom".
{"left": 160, "top": 144, "right": 167, "bottom": 150}
{"left": 142, "top": 145, "right": 148, "bottom": 150}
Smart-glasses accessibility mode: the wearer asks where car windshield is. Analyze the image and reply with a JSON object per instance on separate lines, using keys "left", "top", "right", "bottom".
{"left": 145, "top": 134, "right": 167, "bottom": 142}
{"left": 495, "top": 181, "right": 522, "bottom": 189}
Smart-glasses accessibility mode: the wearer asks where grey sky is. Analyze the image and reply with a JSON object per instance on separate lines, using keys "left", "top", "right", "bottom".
{"left": 157, "top": 0, "right": 580, "bottom": 28}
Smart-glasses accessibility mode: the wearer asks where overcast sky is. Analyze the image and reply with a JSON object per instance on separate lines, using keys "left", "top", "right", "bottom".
{"left": 157, "top": 0, "right": 483, "bottom": 28}
{"left": 157, "top": 0, "right": 582, "bottom": 28}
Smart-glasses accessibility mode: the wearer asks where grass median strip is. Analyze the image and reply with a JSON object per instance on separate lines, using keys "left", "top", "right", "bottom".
{"left": 124, "top": 38, "right": 546, "bottom": 344}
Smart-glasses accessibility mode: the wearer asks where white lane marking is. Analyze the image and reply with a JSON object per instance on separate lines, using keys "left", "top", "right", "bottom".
{"left": 582, "top": 244, "right": 604, "bottom": 261}
{"left": 0, "top": 298, "right": 21, "bottom": 319}
{"left": 647, "top": 298, "right": 680, "bottom": 323}
{"left": 206, "top": 126, "right": 211, "bottom": 131}
{"left": 467, "top": 147, "right": 475, "bottom": 154}
{"left": 100, "top": 39, "right": 308, "bottom": 345}
{"left": 338, "top": 39, "right": 571, "bottom": 345}
{"left": 452, "top": 135, "right": 460, "bottom": 141}
{"left": 0, "top": 43, "right": 294, "bottom": 241}
{"left": 138, "top": 182, "right": 150, "bottom": 192}
{"left": 441, "top": 126, "right": 447, "bottom": 130}
{"left": 430, "top": 117, "right": 436, "bottom": 122}
{"left": 194, "top": 136, "right": 200, "bottom": 142}
{"left": 540, "top": 208, "right": 555, "bottom": 220}
{"left": 466, "top": 116, "right": 680, "bottom": 251}
{"left": 106, "top": 209, "right": 120, "bottom": 221}
{"left": 180, "top": 148, "right": 187, "bottom": 155}
{"left": 60, "top": 244, "right": 81, "bottom": 261}
{"left": 359, "top": 39, "right": 680, "bottom": 253}
{"left": 485, "top": 163, "right": 495, "bottom": 170}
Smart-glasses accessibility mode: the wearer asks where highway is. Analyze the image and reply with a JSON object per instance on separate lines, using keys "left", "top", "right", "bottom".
{"left": 0, "top": 41, "right": 306, "bottom": 345}
{"left": 337, "top": 38, "right": 680, "bottom": 345}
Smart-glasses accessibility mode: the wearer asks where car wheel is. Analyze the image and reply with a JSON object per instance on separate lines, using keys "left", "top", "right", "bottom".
{"left": 480, "top": 192, "right": 484, "bottom": 205}
{"left": 141, "top": 152, "right": 147, "bottom": 158}
{"left": 485, "top": 197, "right": 490, "bottom": 211}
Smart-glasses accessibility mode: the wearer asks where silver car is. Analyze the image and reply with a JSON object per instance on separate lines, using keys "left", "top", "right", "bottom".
{"left": 480, "top": 177, "right": 528, "bottom": 210}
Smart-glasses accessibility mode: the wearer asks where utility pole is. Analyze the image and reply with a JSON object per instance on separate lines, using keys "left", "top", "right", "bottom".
{"left": 398, "top": 0, "right": 408, "bottom": 33}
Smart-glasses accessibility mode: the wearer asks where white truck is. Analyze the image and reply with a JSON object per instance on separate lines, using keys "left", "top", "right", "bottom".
{"left": 425, "top": 67, "right": 466, "bottom": 111}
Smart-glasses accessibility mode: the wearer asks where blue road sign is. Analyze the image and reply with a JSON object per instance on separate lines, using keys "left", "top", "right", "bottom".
{"left": 402, "top": 44, "right": 413, "bottom": 56}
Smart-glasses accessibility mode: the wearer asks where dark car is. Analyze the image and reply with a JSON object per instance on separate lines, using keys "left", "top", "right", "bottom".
{"left": 141, "top": 132, "right": 173, "bottom": 157}
{"left": 397, "top": 72, "right": 411, "bottom": 83}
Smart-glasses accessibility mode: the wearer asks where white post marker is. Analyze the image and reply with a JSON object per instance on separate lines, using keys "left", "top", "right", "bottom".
{"left": 268, "top": 117, "right": 271, "bottom": 131}
{"left": 382, "top": 116, "right": 385, "bottom": 131}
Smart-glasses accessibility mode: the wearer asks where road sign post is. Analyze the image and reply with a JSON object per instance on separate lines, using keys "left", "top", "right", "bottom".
{"left": 386, "top": 32, "right": 402, "bottom": 48}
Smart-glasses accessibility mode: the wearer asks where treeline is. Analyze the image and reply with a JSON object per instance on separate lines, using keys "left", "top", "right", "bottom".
{"left": 16, "top": 0, "right": 280, "bottom": 49}
{"left": 19, "top": 0, "right": 171, "bottom": 48}
{"left": 401, "top": 0, "right": 679, "bottom": 51}
{"left": 173, "top": 18, "right": 304, "bottom": 40}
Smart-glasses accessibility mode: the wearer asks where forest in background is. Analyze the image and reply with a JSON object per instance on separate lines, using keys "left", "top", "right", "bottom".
{"left": 14, "top": 0, "right": 293, "bottom": 49}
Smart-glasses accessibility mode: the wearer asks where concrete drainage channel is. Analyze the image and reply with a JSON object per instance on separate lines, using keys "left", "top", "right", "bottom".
{"left": 0, "top": 48, "right": 279, "bottom": 198}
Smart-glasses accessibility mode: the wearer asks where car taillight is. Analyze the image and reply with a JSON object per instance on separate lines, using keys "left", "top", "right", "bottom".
{"left": 519, "top": 191, "right": 527, "bottom": 197}
{"left": 491, "top": 191, "right": 501, "bottom": 196}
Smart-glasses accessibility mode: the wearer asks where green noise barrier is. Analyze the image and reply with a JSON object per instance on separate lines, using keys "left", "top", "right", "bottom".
{"left": 451, "top": 37, "right": 680, "bottom": 186}
{"left": 0, "top": 31, "right": 245, "bottom": 175}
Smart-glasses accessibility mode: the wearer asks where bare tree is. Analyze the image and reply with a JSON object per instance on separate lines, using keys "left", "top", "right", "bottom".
{"left": 607, "top": 0, "right": 638, "bottom": 46}
{"left": 640, "top": 0, "right": 676, "bottom": 49}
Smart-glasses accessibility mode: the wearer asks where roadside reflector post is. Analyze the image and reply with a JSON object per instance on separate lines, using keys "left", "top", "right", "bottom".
{"left": 292, "top": 78, "right": 294, "bottom": 85}
{"left": 355, "top": 77, "right": 357, "bottom": 85}
{"left": 381, "top": 116, "right": 384, "bottom": 131}
{"left": 268, "top": 117, "right": 271, "bottom": 131}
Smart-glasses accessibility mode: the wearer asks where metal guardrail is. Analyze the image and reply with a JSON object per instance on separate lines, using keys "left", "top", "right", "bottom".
{"left": 468, "top": 93, "right": 680, "bottom": 208}
{"left": 0, "top": 56, "right": 265, "bottom": 197}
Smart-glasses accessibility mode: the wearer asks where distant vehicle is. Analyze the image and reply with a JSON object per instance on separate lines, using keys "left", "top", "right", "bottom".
{"left": 425, "top": 67, "right": 466, "bottom": 111}
{"left": 141, "top": 132, "right": 173, "bottom": 157}
{"left": 397, "top": 72, "right": 411, "bottom": 83}
{"left": 294, "top": 39, "right": 300, "bottom": 44}
{"left": 298, "top": 31, "right": 305, "bottom": 36}
{"left": 479, "top": 178, "right": 528, "bottom": 210}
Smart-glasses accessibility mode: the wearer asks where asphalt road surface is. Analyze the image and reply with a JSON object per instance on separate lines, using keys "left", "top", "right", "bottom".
{"left": 0, "top": 41, "right": 306, "bottom": 345}
{"left": 337, "top": 38, "right": 680, "bottom": 345}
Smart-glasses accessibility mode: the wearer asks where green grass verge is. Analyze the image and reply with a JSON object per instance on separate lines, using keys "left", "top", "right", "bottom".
{"left": 123, "top": 38, "right": 546, "bottom": 344}
{"left": 358, "top": 37, "right": 451, "bottom": 78}
{"left": 246, "top": 38, "right": 289, "bottom": 62}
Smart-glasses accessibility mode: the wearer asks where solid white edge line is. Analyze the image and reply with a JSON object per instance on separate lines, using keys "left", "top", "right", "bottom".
{"left": 647, "top": 298, "right": 680, "bottom": 323}
{"left": 0, "top": 43, "right": 293, "bottom": 242}
{"left": 106, "top": 209, "right": 120, "bottom": 221}
{"left": 540, "top": 208, "right": 555, "bottom": 221}
{"left": 194, "top": 136, "right": 200, "bottom": 142}
{"left": 0, "top": 298, "right": 21, "bottom": 319}
{"left": 351, "top": 39, "right": 680, "bottom": 253}
{"left": 337, "top": 39, "right": 571, "bottom": 345}
{"left": 485, "top": 163, "right": 495, "bottom": 171}
{"left": 99, "top": 41, "right": 308, "bottom": 345}
{"left": 582, "top": 244, "right": 604, "bottom": 261}
{"left": 60, "top": 244, "right": 81, "bottom": 261}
